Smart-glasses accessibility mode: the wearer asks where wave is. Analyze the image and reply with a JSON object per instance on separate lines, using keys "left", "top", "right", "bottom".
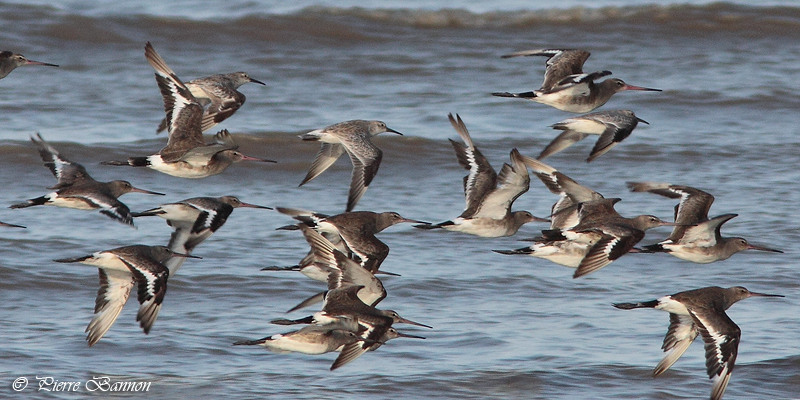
{"left": 4, "top": 2, "right": 800, "bottom": 45}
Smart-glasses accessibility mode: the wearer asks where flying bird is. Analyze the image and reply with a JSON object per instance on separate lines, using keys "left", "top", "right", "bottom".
{"left": 10, "top": 134, "right": 163, "bottom": 226}
{"left": 102, "top": 42, "right": 274, "bottom": 178}
{"left": 299, "top": 119, "right": 402, "bottom": 212}
{"left": 539, "top": 110, "right": 648, "bottom": 162}
{"left": 613, "top": 286, "right": 783, "bottom": 400}
{"left": 492, "top": 48, "right": 660, "bottom": 113}
{"left": 416, "top": 114, "right": 547, "bottom": 237}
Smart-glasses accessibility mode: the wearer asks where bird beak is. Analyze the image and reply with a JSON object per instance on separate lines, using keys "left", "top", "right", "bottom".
{"left": 400, "top": 217, "right": 428, "bottom": 224}
{"left": 170, "top": 251, "right": 202, "bottom": 259}
{"left": 636, "top": 117, "right": 650, "bottom": 125}
{"left": 659, "top": 221, "right": 679, "bottom": 226}
{"left": 746, "top": 243, "right": 783, "bottom": 253}
{"left": 240, "top": 154, "right": 277, "bottom": 163}
{"left": 374, "top": 270, "right": 401, "bottom": 277}
{"left": 396, "top": 316, "right": 432, "bottom": 329}
{"left": 238, "top": 201, "right": 273, "bottom": 210}
{"left": 130, "top": 186, "right": 166, "bottom": 196}
{"left": 394, "top": 331, "right": 427, "bottom": 340}
{"left": 386, "top": 127, "right": 403, "bottom": 136}
{"left": 0, "top": 221, "right": 26, "bottom": 229}
{"left": 747, "top": 291, "right": 785, "bottom": 298}
{"left": 25, "top": 59, "right": 59, "bottom": 67}
{"left": 623, "top": 84, "right": 661, "bottom": 92}
{"left": 249, "top": 77, "right": 266, "bottom": 85}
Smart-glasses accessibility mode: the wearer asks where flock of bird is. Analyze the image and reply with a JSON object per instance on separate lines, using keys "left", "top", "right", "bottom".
{"left": 1, "top": 44, "right": 785, "bottom": 399}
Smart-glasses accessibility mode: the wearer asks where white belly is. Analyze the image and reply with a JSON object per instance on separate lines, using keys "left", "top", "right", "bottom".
{"left": 76, "top": 252, "right": 131, "bottom": 273}
{"left": 443, "top": 217, "right": 513, "bottom": 237}
{"left": 147, "top": 156, "right": 210, "bottom": 179}
{"left": 663, "top": 243, "right": 724, "bottom": 263}
{"left": 655, "top": 296, "right": 690, "bottom": 315}
{"left": 48, "top": 194, "right": 97, "bottom": 210}
{"left": 263, "top": 335, "right": 332, "bottom": 355}
{"left": 530, "top": 241, "right": 591, "bottom": 268}
{"left": 157, "top": 204, "right": 203, "bottom": 224}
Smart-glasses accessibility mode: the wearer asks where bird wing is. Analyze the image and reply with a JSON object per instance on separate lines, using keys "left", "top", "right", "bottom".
{"left": 144, "top": 42, "right": 205, "bottom": 162}
{"left": 502, "top": 49, "right": 590, "bottom": 91}
{"left": 301, "top": 225, "right": 387, "bottom": 305}
{"left": 471, "top": 149, "right": 529, "bottom": 219}
{"left": 192, "top": 81, "right": 246, "bottom": 132}
{"left": 678, "top": 213, "right": 738, "bottom": 246}
{"left": 118, "top": 254, "right": 170, "bottom": 335}
{"left": 96, "top": 200, "right": 135, "bottom": 226}
{"left": 547, "top": 70, "right": 611, "bottom": 96}
{"left": 330, "top": 321, "right": 388, "bottom": 371}
{"left": 336, "top": 226, "right": 389, "bottom": 274}
{"left": 201, "top": 93, "right": 246, "bottom": 133}
{"left": 31, "top": 133, "right": 95, "bottom": 187}
{"left": 689, "top": 308, "right": 741, "bottom": 400}
{"left": 653, "top": 313, "right": 698, "bottom": 375}
{"left": 448, "top": 113, "right": 497, "bottom": 217}
{"left": 627, "top": 182, "right": 715, "bottom": 241}
{"left": 187, "top": 201, "right": 234, "bottom": 234}
{"left": 299, "top": 143, "right": 346, "bottom": 186}
{"left": 538, "top": 129, "right": 589, "bottom": 160}
{"left": 342, "top": 137, "right": 382, "bottom": 212}
{"left": 520, "top": 155, "right": 602, "bottom": 203}
{"left": 163, "top": 227, "right": 205, "bottom": 276}
{"left": 331, "top": 341, "right": 369, "bottom": 371}
{"left": 587, "top": 117, "right": 637, "bottom": 162}
{"left": 85, "top": 269, "right": 134, "bottom": 346}
{"left": 573, "top": 229, "right": 643, "bottom": 278}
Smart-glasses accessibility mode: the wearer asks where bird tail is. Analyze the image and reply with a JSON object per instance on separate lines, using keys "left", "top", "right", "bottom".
{"left": 414, "top": 221, "right": 450, "bottom": 230}
{"left": 275, "top": 224, "right": 301, "bottom": 231}
{"left": 156, "top": 117, "right": 168, "bottom": 134}
{"left": 233, "top": 337, "right": 268, "bottom": 346}
{"left": 131, "top": 209, "right": 165, "bottom": 218}
{"left": 53, "top": 254, "right": 93, "bottom": 263}
{"left": 298, "top": 129, "right": 324, "bottom": 141}
{"left": 612, "top": 299, "right": 659, "bottom": 310}
{"left": 640, "top": 243, "right": 666, "bottom": 253}
{"left": 492, "top": 91, "right": 537, "bottom": 99}
{"left": 260, "top": 265, "right": 301, "bottom": 272}
{"left": 101, "top": 157, "right": 149, "bottom": 167}
{"left": 10, "top": 196, "right": 48, "bottom": 209}
{"left": 270, "top": 315, "right": 314, "bottom": 325}
{"left": 492, "top": 247, "right": 533, "bottom": 255}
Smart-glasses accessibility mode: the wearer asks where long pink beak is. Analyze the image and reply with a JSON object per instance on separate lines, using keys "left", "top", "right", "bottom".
{"left": 130, "top": 186, "right": 166, "bottom": 196}
{"left": 170, "top": 251, "right": 202, "bottom": 259}
{"left": 623, "top": 84, "right": 661, "bottom": 92}
{"left": 239, "top": 201, "right": 273, "bottom": 210}
{"left": 25, "top": 59, "right": 59, "bottom": 67}
{"left": 397, "top": 316, "right": 432, "bottom": 329}
{"left": 395, "top": 331, "right": 426, "bottom": 339}
{"left": 746, "top": 243, "right": 783, "bottom": 253}
{"left": 241, "top": 154, "right": 277, "bottom": 163}
{"left": 748, "top": 291, "right": 784, "bottom": 298}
